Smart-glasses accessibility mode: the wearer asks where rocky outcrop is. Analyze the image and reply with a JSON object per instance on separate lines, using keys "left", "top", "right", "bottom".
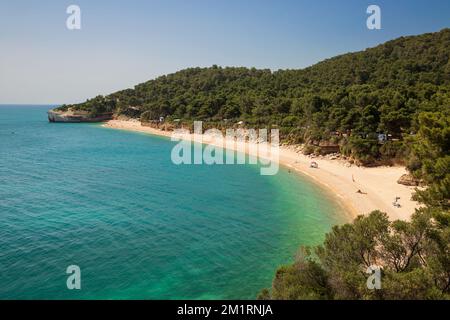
{"left": 47, "top": 109, "right": 113, "bottom": 123}
{"left": 397, "top": 174, "right": 420, "bottom": 186}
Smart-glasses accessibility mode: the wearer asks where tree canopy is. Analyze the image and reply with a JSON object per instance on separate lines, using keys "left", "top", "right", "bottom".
{"left": 259, "top": 110, "right": 450, "bottom": 300}
{"left": 59, "top": 29, "right": 450, "bottom": 165}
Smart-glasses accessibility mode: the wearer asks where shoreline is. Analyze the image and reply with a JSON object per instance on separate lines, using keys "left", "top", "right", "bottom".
{"left": 102, "top": 119, "right": 420, "bottom": 221}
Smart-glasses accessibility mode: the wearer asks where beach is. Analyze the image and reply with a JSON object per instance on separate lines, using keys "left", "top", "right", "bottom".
{"left": 103, "top": 119, "right": 420, "bottom": 221}
{"left": 5, "top": 105, "right": 343, "bottom": 299}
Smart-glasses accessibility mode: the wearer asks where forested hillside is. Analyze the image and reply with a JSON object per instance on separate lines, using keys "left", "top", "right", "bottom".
{"left": 258, "top": 111, "right": 449, "bottom": 300}
{"left": 59, "top": 28, "right": 450, "bottom": 165}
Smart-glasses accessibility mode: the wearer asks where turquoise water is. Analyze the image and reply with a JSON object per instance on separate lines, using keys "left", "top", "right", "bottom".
{"left": 0, "top": 105, "right": 347, "bottom": 299}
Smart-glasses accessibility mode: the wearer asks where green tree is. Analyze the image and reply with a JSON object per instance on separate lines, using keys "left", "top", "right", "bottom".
{"left": 408, "top": 111, "right": 450, "bottom": 209}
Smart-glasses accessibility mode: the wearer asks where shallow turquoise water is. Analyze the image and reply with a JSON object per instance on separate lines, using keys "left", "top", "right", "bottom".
{"left": 0, "top": 105, "right": 347, "bottom": 299}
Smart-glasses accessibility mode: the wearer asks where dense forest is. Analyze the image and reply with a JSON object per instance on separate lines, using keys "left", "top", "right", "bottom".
{"left": 59, "top": 29, "right": 450, "bottom": 165}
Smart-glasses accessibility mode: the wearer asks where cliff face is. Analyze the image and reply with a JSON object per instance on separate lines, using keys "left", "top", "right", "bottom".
{"left": 47, "top": 109, "right": 113, "bottom": 123}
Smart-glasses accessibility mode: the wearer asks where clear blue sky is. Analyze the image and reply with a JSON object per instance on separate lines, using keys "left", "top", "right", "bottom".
{"left": 1, "top": 0, "right": 449, "bottom": 104}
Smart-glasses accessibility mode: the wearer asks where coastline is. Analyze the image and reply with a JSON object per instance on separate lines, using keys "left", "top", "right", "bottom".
{"left": 102, "top": 119, "right": 420, "bottom": 221}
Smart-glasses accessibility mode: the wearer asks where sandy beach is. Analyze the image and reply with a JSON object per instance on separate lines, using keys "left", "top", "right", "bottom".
{"left": 103, "top": 119, "right": 420, "bottom": 221}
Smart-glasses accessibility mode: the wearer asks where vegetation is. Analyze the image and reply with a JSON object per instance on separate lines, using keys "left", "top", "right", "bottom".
{"left": 407, "top": 112, "right": 450, "bottom": 209}
{"left": 57, "top": 27, "right": 450, "bottom": 300}
{"left": 258, "top": 209, "right": 449, "bottom": 300}
{"left": 258, "top": 112, "right": 449, "bottom": 300}
{"left": 59, "top": 29, "right": 450, "bottom": 165}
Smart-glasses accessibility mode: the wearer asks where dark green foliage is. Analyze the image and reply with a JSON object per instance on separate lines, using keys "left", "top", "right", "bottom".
{"left": 57, "top": 95, "right": 116, "bottom": 117}
{"left": 261, "top": 209, "right": 449, "bottom": 300}
{"left": 260, "top": 102, "right": 450, "bottom": 300}
{"left": 407, "top": 111, "right": 450, "bottom": 209}
{"left": 262, "top": 104, "right": 449, "bottom": 300}
{"left": 64, "top": 29, "right": 450, "bottom": 164}
{"left": 341, "top": 136, "right": 380, "bottom": 165}
{"left": 261, "top": 109, "right": 450, "bottom": 300}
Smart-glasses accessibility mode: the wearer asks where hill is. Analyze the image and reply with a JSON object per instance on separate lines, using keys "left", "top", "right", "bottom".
{"left": 58, "top": 29, "right": 450, "bottom": 165}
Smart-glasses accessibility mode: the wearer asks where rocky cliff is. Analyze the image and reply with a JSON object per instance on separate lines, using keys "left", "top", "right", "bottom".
{"left": 47, "top": 109, "right": 113, "bottom": 123}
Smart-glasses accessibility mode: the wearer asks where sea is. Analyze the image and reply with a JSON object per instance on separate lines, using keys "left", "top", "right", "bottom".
{"left": 0, "top": 105, "right": 347, "bottom": 299}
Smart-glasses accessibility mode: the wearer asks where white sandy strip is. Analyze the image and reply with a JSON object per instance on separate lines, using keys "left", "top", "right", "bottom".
{"left": 103, "top": 120, "right": 420, "bottom": 221}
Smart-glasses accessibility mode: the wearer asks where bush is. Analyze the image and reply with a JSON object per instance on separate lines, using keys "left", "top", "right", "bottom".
{"left": 259, "top": 209, "right": 450, "bottom": 300}
{"left": 302, "top": 145, "right": 315, "bottom": 155}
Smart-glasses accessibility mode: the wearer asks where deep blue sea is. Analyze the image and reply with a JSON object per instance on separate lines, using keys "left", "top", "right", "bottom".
{"left": 0, "top": 105, "right": 347, "bottom": 299}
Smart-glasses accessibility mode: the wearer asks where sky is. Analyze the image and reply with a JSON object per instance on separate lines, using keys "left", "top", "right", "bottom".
{"left": 1, "top": 0, "right": 450, "bottom": 104}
